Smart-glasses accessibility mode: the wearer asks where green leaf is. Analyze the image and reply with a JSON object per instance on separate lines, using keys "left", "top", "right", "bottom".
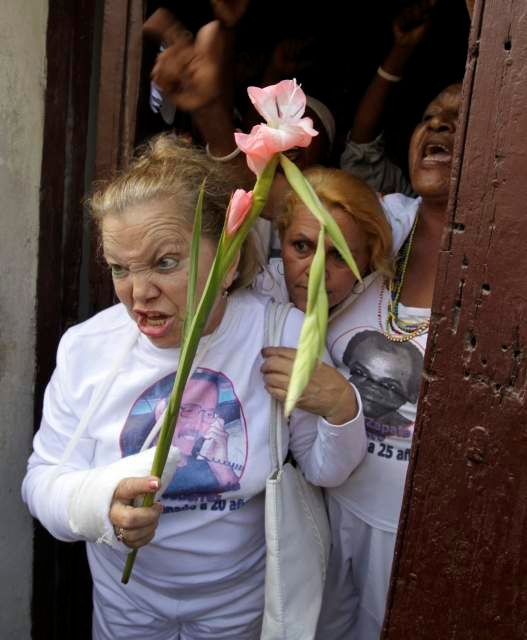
{"left": 182, "top": 179, "right": 204, "bottom": 345}
{"left": 285, "top": 227, "right": 328, "bottom": 416}
{"left": 279, "top": 154, "right": 362, "bottom": 282}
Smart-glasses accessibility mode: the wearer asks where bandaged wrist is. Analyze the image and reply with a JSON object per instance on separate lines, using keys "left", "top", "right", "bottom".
{"left": 67, "top": 446, "right": 180, "bottom": 548}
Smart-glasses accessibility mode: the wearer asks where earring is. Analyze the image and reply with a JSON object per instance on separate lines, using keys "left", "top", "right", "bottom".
{"left": 222, "top": 289, "right": 229, "bottom": 298}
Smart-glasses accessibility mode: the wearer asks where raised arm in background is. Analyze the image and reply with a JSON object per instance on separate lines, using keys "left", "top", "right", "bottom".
{"left": 350, "top": 1, "right": 436, "bottom": 144}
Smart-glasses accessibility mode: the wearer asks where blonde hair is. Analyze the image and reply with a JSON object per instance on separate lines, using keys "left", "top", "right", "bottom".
{"left": 276, "top": 166, "right": 394, "bottom": 278}
{"left": 88, "top": 134, "right": 259, "bottom": 289}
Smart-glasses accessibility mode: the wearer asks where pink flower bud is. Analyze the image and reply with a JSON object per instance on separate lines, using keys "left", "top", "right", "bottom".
{"left": 226, "top": 189, "right": 253, "bottom": 236}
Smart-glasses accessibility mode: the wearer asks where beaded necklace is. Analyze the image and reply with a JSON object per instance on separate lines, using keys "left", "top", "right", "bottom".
{"left": 378, "top": 214, "right": 430, "bottom": 343}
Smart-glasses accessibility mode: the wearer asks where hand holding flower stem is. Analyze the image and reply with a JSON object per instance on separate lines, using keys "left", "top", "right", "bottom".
{"left": 121, "top": 79, "right": 361, "bottom": 582}
{"left": 121, "top": 158, "right": 277, "bottom": 583}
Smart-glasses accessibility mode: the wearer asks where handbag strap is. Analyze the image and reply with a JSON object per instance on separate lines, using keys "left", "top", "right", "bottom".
{"left": 264, "top": 301, "right": 293, "bottom": 473}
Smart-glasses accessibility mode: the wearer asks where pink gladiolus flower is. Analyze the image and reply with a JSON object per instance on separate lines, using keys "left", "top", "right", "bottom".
{"left": 234, "top": 79, "right": 318, "bottom": 175}
{"left": 226, "top": 189, "right": 253, "bottom": 235}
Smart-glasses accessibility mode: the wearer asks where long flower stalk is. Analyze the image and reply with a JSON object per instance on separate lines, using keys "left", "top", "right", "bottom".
{"left": 121, "top": 79, "right": 363, "bottom": 582}
{"left": 181, "top": 180, "right": 204, "bottom": 345}
{"left": 284, "top": 226, "right": 328, "bottom": 416}
{"left": 121, "top": 156, "right": 279, "bottom": 584}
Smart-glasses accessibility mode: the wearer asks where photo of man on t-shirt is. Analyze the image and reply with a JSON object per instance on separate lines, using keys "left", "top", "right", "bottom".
{"left": 342, "top": 330, "right": 423, "bottom": 440}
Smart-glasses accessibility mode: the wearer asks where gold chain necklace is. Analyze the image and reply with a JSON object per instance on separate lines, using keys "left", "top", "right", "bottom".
{"left": 379, "top": 215, "right": 430, "bottom": 343}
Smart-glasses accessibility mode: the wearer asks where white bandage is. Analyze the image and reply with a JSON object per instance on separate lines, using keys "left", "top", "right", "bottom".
{"left": 67, "top": 446, "right": 180, "bottom": 548}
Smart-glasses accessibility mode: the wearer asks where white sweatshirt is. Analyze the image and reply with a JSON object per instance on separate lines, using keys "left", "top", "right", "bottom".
{"left": 22, "top": 290, "right": 365, "bottom": 593}
{"left": 251, "top": 194, "right": 423, "bottom": 533}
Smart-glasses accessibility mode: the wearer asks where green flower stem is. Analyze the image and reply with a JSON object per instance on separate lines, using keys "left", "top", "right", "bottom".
{"left": 284, "top": 227, "right": 329, "bottom": 416}
{"left": 121, "top": 155, "right": 279, "bottom": 584}
{"left": 279, "top": 154, "right": 363, "bottom": 416}
{"left": 182, "top": 180, "right": 204, "bottom": 345}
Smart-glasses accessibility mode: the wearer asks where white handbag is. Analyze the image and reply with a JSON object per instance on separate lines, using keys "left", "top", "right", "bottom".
{"left": 261, "top": 302, "right": 331, "bottom": 640}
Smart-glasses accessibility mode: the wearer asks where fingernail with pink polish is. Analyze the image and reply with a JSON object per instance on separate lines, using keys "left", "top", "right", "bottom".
{"left": 149, "top": 478, "right": 160, "bottom": 491}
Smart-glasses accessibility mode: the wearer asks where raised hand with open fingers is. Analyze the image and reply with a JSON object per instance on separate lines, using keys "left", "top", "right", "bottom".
{"left": 151, "top": 19, "right": 234, "bottom": 113}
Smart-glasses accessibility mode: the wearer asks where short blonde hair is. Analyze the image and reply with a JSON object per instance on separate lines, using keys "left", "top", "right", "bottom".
{"left": 88, "top": 134, "right": 259, "bottom": 289}
{"left": 276, "top": 166, "right": 394, "bottom": 278}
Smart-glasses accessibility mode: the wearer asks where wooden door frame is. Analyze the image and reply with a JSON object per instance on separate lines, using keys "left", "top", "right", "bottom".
{"left": 89, "top": 0, "right": 144, "bottom": 312}
{"left": 384, "top": 1, "right": 527, "bottom": 637}
{"left": 33, "top": 1, "right": 98, "bottom": 636}
{"left": 33, "top": 1, "right": 143, "bottom": 636}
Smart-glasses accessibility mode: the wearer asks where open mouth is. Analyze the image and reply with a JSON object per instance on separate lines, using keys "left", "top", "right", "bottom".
{"left": 135, "top": 311, "right": 175, "bottom": 338}
{"left": 422, "top": 142, "right": 452, "bottom": 165}
{"left": 140, "top": 313, "right": 169, "bottom": 327}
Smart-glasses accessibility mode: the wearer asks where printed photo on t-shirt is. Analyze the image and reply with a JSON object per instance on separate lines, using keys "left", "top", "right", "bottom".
{"left": 120, "top": 367, "right": 247, "bottom": 501}
{"left": 341, "top": 329, "right": 424, "bottom": 442}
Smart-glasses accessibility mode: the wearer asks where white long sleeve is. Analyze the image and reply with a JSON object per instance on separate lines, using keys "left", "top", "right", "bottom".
{"left": 23, "top": 423, "right": 180, "bottom": 546}
{"left": 21, "top": 326, "right": 180, "bottom": 544}
{"left": 22, "top": 338, "right": 98, "bottom": 541}
{"left": 279, "top": 308, "right": 367, "bottom": 488}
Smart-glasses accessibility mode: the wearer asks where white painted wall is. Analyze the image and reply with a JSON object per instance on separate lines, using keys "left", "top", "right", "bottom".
{"left": 0, "top": 1, "right": 48, "bottom": 637}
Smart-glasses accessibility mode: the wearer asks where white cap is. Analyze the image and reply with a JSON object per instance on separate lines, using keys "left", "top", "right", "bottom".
{"left": 306, "top": 95, "right": 336, "bottom": 148}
